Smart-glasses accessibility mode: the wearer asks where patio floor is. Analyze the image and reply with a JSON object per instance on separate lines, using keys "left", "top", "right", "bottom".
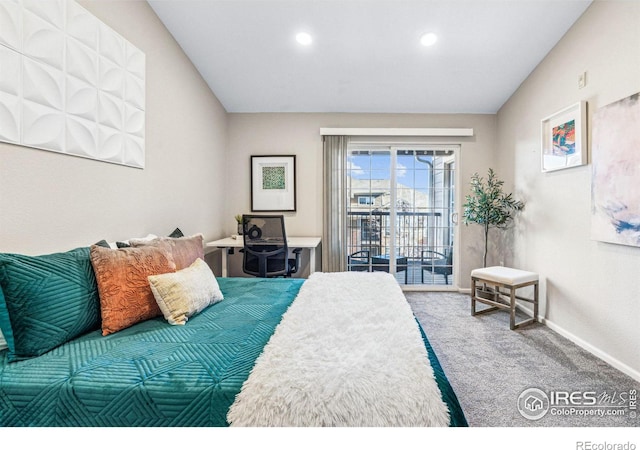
{"left": 350, "top": 259, "right": 452, "bottom": 286}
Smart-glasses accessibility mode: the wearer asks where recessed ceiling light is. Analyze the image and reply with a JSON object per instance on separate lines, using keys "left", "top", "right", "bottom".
{"left": 296, "top": 32, "right": 313, "bottom": 46}
{"left": 420, "top": 32, "right": 438, "bottom": 47}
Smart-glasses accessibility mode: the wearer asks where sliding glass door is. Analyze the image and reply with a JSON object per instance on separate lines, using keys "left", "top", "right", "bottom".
{"left": 346, "top": 145, "right": 457, "bottom": 287}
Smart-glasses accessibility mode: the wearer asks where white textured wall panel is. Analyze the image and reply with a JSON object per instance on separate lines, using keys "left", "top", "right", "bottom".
{"left": 23, "top": 0, "right": 64, "bottom": 30}
{"left": 0, "top": 0, "right": 145, "bottom": 168}
{"left": 0, "top": 45, "right": 21, "bottom": 143}
{"left": 126, "top": 43, "right": 145, "bottom": 80}
{"left": 98, "top": 126, "right": 124, "bottom": 163}
{"left": 23, "top": 57, "right": 64, "bottom": 110}
{"left": 67, "top": 38, "right": 98, "bottom": 85}
{"left": 0, "top": 45, "right": 21, "bottom": 95}
{"left": 0, "top": 92, "right": 21, "bottom": 144}
{"left": 124, "top": 104, "right": 144, "bottom": 138}
{"left": 99, "top": 56, "right": 124, "bottom": 98}
{"left": 0, "top": 0, "right": 22, "bottom": 51}
{"left": 123, "top": 135, "right": 144, "bottom": 168}
{"left": 125, "top": 72, "right": 144, "bottom": 110}
{"left": 67, "top": 75, "right": 97, "bottom": 121}
{"left": 99, "top": 22, "right": 124, "bottom": 67}
{"left": 66, "top": 115, "right": 97, "bottom": 157}
{"left": 22, "top": 100, "right": 65, "bottom": 151}
{"left": 67, "top": 1, "right": 97, "bottom": 50}
{"left": 23, "top": 10, "right": 64, "bottom": 70}
{"left": 98, "top": 91, "right": 122, "bottom": 129}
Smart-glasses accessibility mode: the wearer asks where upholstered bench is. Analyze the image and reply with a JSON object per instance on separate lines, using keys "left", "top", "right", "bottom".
{"left": 471, "top": 266, "right": 539, "bottom": 330}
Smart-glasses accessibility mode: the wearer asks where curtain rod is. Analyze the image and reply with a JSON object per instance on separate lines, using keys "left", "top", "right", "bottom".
{"left": 319, "top": 127, "right": 474, "bottom": 137}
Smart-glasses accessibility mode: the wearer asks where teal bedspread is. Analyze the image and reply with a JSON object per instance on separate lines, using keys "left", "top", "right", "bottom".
{"left": 0, "top": 277, "right": 466, "bottom": 427}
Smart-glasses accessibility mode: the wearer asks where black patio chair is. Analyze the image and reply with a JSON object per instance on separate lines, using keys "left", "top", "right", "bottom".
{"left": 421, "top": 247, "right": 453, "bottom": 284}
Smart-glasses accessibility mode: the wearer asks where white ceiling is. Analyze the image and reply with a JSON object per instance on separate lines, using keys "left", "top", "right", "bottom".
{"left": 148, "top": 0, "right": 592, "bottom": 114}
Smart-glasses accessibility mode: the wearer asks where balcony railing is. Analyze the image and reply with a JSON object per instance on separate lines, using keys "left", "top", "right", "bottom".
{"left": 346, "top": 210, "right": 453, "bottom": 285}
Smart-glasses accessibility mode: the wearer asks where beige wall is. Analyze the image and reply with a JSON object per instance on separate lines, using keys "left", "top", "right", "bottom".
{"left": 0, "top": 0, "right": 228, "bottom": 277}
{"left": 497, "top": 0, "right": 640, "bottom": 379}
{"left": 3, "top": 0, "right": 636, "bottom": 381}
{"left": 225, "top": 113, "right": 498, "bottom": 279}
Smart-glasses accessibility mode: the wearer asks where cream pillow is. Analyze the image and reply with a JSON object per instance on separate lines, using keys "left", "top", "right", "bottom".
{"left": 0, "top": 329, "right": 7, "bottom": 351}
{"left": 148, "top": 258, "right": 223, "bottom": 325}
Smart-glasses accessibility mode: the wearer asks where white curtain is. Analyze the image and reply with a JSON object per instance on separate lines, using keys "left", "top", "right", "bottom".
{"left": 322, "top": 135, "right": 349, "bottom": 272}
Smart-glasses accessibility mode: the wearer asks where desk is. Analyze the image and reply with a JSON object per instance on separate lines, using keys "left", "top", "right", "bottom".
{"left": 205, "top": 236, "right": 321, "bottom": 277}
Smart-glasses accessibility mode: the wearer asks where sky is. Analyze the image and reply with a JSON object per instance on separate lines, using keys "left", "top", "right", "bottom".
{"left": 348, "top": 151, "right": 435, "bottom": 190}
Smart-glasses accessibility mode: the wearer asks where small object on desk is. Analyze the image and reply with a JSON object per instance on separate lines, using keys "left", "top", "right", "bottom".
{"left": 231, "top": 235, "right": 239, "bottom": 240}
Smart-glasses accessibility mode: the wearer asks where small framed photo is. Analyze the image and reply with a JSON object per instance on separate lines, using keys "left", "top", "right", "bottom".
{"left": 541, "top": 101, "right": 587, "bottom": 172}
{"left": 251, "top": 155, "right": 296, "bottom": 212}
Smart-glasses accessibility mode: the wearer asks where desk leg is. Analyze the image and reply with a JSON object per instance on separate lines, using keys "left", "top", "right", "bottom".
{"left": 221, "top": 248, "right": 228, "bottom": 277}
{"left": 309, "top": 248, "right": 316, "bottom": 274}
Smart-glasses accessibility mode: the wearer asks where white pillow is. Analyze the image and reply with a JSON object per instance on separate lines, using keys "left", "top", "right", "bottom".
{"left": 148, "top": 258, "right": 223, "bottom": 326}
{"left": 0, "top": 328, "right": 7, "bottom": 351}
{"left": 120, "top": 233, "right": 158, "bottom": 247}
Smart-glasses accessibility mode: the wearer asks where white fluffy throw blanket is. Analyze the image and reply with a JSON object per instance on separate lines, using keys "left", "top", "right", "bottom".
{"left": 227, "top": 271, "right": 450, "bottom": 427}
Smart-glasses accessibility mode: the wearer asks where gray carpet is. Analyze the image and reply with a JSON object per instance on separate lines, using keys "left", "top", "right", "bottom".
{"left": 406, "top": 291, "right": 640, "bottom": 428}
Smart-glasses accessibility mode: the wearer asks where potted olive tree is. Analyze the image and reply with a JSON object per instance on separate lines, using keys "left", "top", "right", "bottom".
{"left": 463, "top": 169, "right": 524, "bottom": 298}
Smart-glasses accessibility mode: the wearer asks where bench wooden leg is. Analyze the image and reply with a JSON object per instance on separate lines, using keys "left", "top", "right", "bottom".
{"left": 471, "top": 277, "right": 476, "bottom": 315}
{"left": 471, "top": 277, "right": 500, "bottom": 316}
{"left": 511, "top": 281, "right": 539, "bottom": 330}
{"left": 510, "top": 287, "right": 516, "bottom": 330}
{"left": 471, "top": 277, "right": 539, "bottom": 330}
{"left": 534, "top": 282, "right": 539, "bottom": 321}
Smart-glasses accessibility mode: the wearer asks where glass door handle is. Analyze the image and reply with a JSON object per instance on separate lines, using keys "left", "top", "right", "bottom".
{"left": 451, "top": 212, "right": 459, "bottom": 225}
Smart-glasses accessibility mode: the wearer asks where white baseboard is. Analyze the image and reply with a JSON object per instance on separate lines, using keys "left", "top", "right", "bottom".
{"left": 467, "top": 292, "right": 640, "bottom": 384}
{"left": 539, "top": 317, "right": 640, "bottom": 383}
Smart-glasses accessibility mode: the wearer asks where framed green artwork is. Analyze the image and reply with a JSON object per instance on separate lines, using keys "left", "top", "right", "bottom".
{"left": 251, "top": 155, "right": 296, "bottom": 211}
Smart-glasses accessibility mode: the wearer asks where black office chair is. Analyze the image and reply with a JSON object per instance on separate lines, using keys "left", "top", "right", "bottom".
{"left": 421, "top": 246, "right": 453, "bottom": 284}
{"left": 348, "top": 250, "right": 371, "bottom": 272}
{"left": 241, "top": 215, "right": 301, "bottom": 278}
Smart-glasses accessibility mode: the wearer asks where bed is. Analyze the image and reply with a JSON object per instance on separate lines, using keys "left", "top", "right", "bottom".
{"left": 0, "top": 246, "right": 467, "bottom": 427}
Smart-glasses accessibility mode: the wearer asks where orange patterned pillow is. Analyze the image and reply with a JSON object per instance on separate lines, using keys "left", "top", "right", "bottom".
{"left": 130, "top": 234, "right": 204, "bottom": 270}
{"left": 90, "top": 245, "right": 176, "bottom": 336}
